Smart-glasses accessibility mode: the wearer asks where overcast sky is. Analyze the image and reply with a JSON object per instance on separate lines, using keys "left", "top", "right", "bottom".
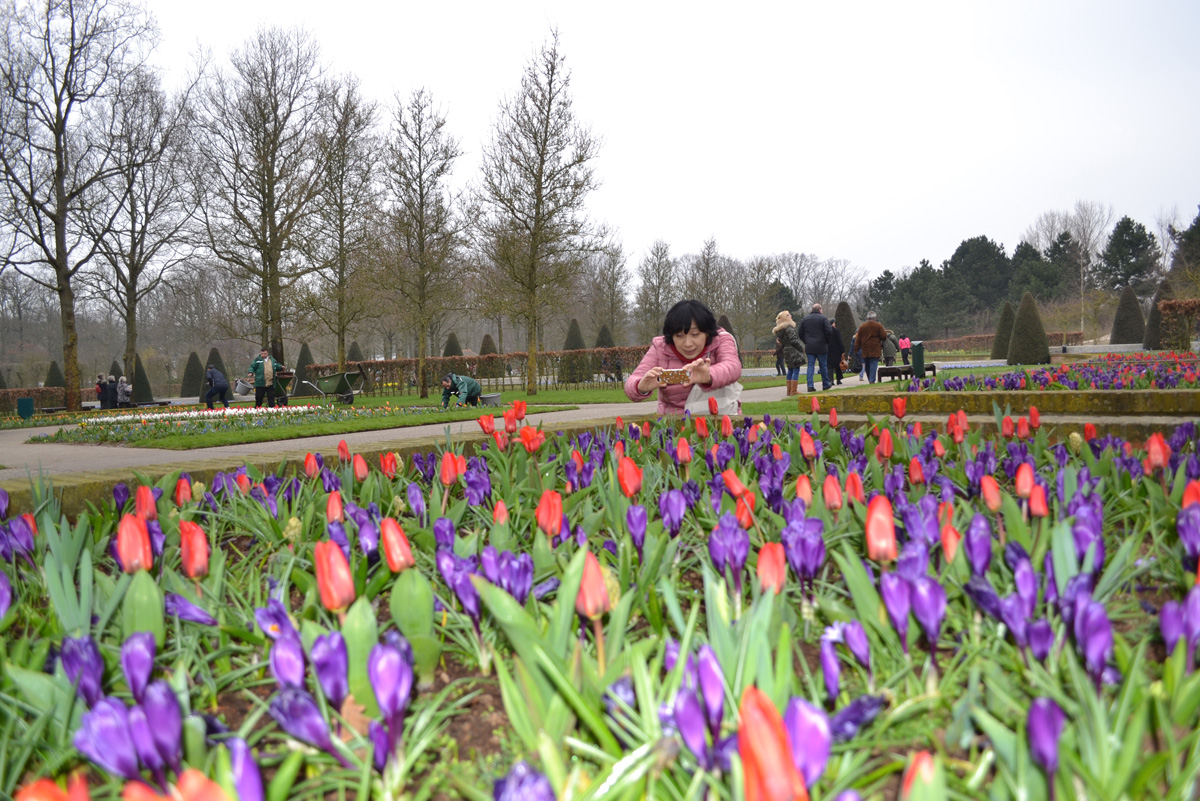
{"left": 149, "top": 0, "right": 1200, "bottom": 280}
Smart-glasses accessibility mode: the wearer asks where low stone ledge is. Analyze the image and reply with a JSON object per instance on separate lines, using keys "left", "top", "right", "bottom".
{"left": 805, "top": 389, "right": 1200, "bottom": 416}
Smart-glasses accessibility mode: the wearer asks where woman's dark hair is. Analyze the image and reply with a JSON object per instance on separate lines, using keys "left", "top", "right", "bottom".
{"left": 662, "top": 300, "right": 719, "bottom": 344}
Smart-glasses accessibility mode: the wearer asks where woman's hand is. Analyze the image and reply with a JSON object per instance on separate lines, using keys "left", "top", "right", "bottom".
{"left": 686, "top": 358, "right": 712, "bottom": 386}
{"left": 637, "top": 367, "right": 665, "bottom": 394}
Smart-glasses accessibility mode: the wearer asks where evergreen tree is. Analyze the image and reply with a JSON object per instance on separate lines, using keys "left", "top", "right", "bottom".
{"left": 594, "top": 324, "right": 615, "bottom": 348}
{"left": 131, "top": 354, "right": 154, "bottom": 403}
{"left": 834, "top": 301, "right": 857, "bottom": 344}
{"left": 204, "top": 348, "right": 230, "bottom": 403}
{"left": 1109, "top": 286, "right": 1145, "bottom": 345}
{"left": 478, "top": 334, "right": 502, "bottom": 378}
{"left": 44, "top": 360, "right": 65, "bottom": 388}
{"left": 109, "top": 359, "right": 123, "bottom": 380}
{"left": 291, "top": 342, "right": 316, "bottom": 396}
{"left": 1097, "top": 216, "right": 1161, "bottom": 293}
{"left": 1143, "top": 279, "right": 1172, "bottom": 351}
{"left": 558, "top": 318, "right": 590, "bottom": 383}
{"left": 1006, "top": 291, "right": 1051, "bottom": 365}
{"left": 347, "top": 341, "right": 366, "bottom": 362}
{"left": 989, "top": 301, "right": 1017, "bottom": 360}
{"left": 179, "top": 352, "right": 205, "bottom": 398}
{"left": 442, "top": 333, "right": 462, "bottom": 357}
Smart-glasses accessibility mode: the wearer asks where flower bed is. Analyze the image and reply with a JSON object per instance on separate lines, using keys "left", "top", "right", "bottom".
{"left": 912, "top": 359, "right": 1200, "bottom": 394}
{"left": 0, "top": 402, "right": 1197, "bottom": 800}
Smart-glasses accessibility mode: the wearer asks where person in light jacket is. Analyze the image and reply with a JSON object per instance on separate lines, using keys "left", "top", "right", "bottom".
{"left": 116, "top": 376, "right": 132, "bottom": 408}
{"left": 625, "top": 299, "right": 741, "bottom": 415}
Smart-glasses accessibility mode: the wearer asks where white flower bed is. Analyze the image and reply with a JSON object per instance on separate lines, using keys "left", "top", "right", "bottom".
{"left": 79, "top": 404, "right": 320, "bottom": 426}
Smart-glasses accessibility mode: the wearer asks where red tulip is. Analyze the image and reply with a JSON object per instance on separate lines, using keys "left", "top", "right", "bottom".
{"left": 135, "top": 485, "right": 157, "bottom": 520}
{"left": 1015, "top": 463, "right": 1034, "bottom": 499}
{"left": 957, "top": 409, "right": 968, "bottom": 431}
{"left": 519, "top": 426, "right": 545, "bottom": 453}
{"left": 353, "top": 454, "right": 368, "bottom": 482}
{"left": 757, "top": 543, "right": 787, "bottom": 594}
{"left": 951, "top": 424, "right": 965, "bottom": 445}
{"left": 440, "top": 451, "right": 460, "bottom": 486}
{"left": 337, "top": 440, "right": 350, "bottom": 463}
{"left": 677, "top": 437, "right": 692, "bottom": 464}
{"left": 1017, "top": 417, "right": 1030, "bottom": 440}
{"left": 304, "top": 453, "right": 319, "bottom": 479}
{"left": 235, "top": 474, "right": 251, "bottom": 495}
{"left": 1183, "top": 480, "right": 1200, "bottom": 508}
{"left": 179, "top": 521, "right": 209, "bottom": 580}
{"left": 738, "top": 686, "right": 808, "bottom": 801}
{"left": 116, "top": 514, "right": 153, "bottom": 574}
{"left": 614, "top": 441, "right": 625, "bottom": 459}
{"left": 326, "top": 491, "right": 344, "bottom": 523}
{"left": 772, "top": 443, "right": 783, "bottom": 460}
{"left": 940, "top": 523, "right": 961, "bottom": 563}
{"left": 381, "top": 518, "right": 414, "bottom": 573}
{"left": 1001, "top": 416, "right": 1014, "bottom": 438}
{"left": 576, "top": 551, "right": 611, "bottom": 620}
{"left": 642, "top": 421, "right": 652, "bottom": 438}
{"left": 1029, "top": 485, "right": 1049, "bottom": 518}
{"left": 939, "top": 501, "right": 954, "bottom": 525}
{"left": 695, "top": 417, "right": 709, "bottom": 438}
{"left": 721, "top": 415, "right": 733, "bottom": 438}
{"left": 795, "top": 475, "right": 813, "bottom": 506}
{"left": 748, "top": 425, "right": 759, "bottom": 444}
{"left": 708, "top": 396, "right": 719, "bottom": 416}
{"left": 512, "top": 400, "right": 527, "bottom": 421}
{"left": 829, "top": 408, "right": 839, "bottom": 427}
{"left": 503, "top": 408, "right": 518, "bottom": 434}
{"left": 477, "top": 414, "right": 495, "bottom": 435}
{"left": 493, "top": 499, "right": 509, "bottom": 525}
{"left": 1029, "top": 406, "right": 1041, "bottom": 430}
{"left": 20, "top": 512, "right": 37, "bottom": 537}
{"left": 892, "top": 397, "right": 906, "bottom": 419}
{"left": 722, "top": 469, "right": 750, "bottom": 499}
{"left": 822, "top": 475, "right": 842, "bottom": 511}
{"left": 980, "top": 475, "right": 1001, "bottom": 512}
{"left": 492, "top": 431, "right": 508, "bottom": 451}
{"left": 875, "top": 428, "right": 893, "bottom": 461}
{"left": 572, "top": 450, "right": 585, "bottom": 472}
{"left": 16, "top": 773, "right": 88, "bottom": 801}
{"left": 845, "top": 471, "right": 865, "bottom": 504}
{"left": 901, "top": 752, "right": 936, "bottom": 800}
{"left": 380, "top": 452, "right": 398, "bottom": 479}
{"left": 1146, "top": 432, "right": 1171, "bottom": 472}
{"left": 810, "top": 396, "right": 820, "bottom": 413}
{"left": 909, "top": 457, "right": 924, "bottom": 485}
{"left": 615, "top": 416, "right": 624, "bottom": 430}
{"left": 1084, "top": 422, "right": 1097, "bottom": 441}
{"left": 736, "top": 494, "right": 756, "bottom": 529}
{"left": 799, "top": 429, "right": 815, "bottom": 460}
{"left": 174, "top": 478, "right": 192, "bottom": 507}
{"left": 314, "top": 540, "right": 356, "bottom": 613}
{"left": 617, "top": 456, "right": 643, "bottom": 497}
{"left": 866, "top": 495, "right": 897, "bottom": 563}
{"left": 536, "top": 490, "right": 563, "bottom": 538}
{"left": 913, "top": 422, "right": 922, "bottom": 438}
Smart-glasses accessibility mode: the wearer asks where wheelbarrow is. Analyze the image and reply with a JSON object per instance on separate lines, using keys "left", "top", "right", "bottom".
{"left": 303, "top": 367, "right": 367, "bottom": 404}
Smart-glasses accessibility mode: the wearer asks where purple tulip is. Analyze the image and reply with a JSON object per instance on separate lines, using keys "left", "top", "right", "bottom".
{"left": 820, "top": 635, "right": 840, "bottom": 701}
{"left": 270, "top": 634, "right": 306, "bottom": 688}
{"left": 164, "top": 593, "right": 217, "bottom": 626}
{"left": 494, "top": 761, "right": 555, "bottom": 801}
{"left": 696, "top": 645, "right": 725, "bottom": 736}
{"left": 228, "top": 738, "right": 264, "bottom": 801}
{"left": 783, "top": 697, "right": 831, "bottom": 788}
{"left": 142, "top": 680, "right": 182, "bottom": 773}
{"left": 964, "top": 513, "right": 992, "bottom": 576}
{"left": 1027, "top": 697, "right": 1066, "bottom": 779}
{"left": 114, "top": 482, "right": 130, "bottom": 511}
{"left": 626, "top": 504, "right": 647, "bottom": 558}
{"left": 256, "top": 598, "right": 297, "bottom": 641}
{"left": 880, "top": 573, "right": 911, "bottom": 653}
{"left": 121, "top": 632, "right": 156, "bottom": 703}
{"left": 659, "top": 489, "right": 687, "bottom": 537}
{"left": 433, "top": 517, "right": 456, "bottom": 551}
{"left": 828, "top": 694, "right": 887, "bottom": 742}
{"left": 369, "top": 639, "right": 414, "bottom": 736}
{"left": 406, "top": 483, "right": 426, "bottom": 526}
{"left": 964, "top": 576, "right": 1002, "bottom": 620}
{"left": 0, "top": 572, "right": 10, "bottom": 619}
{"left": 909, "top": 576, "right": 946, "bottom": 651}
{"left": 1028, "top": 619, "right": 1055, "bottom": 662}
{"left": 74, "top": 697, "right": 141, "bottom": 780}
{"left": 61, "top": 635, "right": 104, "bottom": 707}
{"left": 673, "top": 688, "right": 710, "bottom": 768}
{"left": 127, "top": 704, "right": 167, "bottom": 786}
{"left": 311, "top": 632, "right": 348, "bottom": 709}
{"left": 1014, "top": 557, "right": 1038, "bottom": 620}
{"left": 842, "top": 621, "right": 871, "bottom": 672}
{"left": 269, "top": 686, "right": 349, "bottom": 767}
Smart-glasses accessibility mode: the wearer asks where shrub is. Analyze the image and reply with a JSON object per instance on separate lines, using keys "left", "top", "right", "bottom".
{"left": 44, "top": 360, "right": 65, "bottom": 388}
{"left": 1158, "top": 298, "right": 1200, "bottom": 351}
{"left": 347, "top": 341, "right": 366, "bottom": 362}
{"left": 1143, "top": 279, "right": 1172, "bottom": 350}
{"left": 441, "top": 334, "right": 462, "bottom": 358}
{"left": 132, "top": 354, "right": 154, "bottom": 403}
{"left": 834, "top": 301, "right": 857, "bottom": 344}
{"left": 594, "top": 325, "right": 615, "bottom": 349}
{"left": 1109, "top": 285, "right": 1145, "bottom": 345}
{"left": 110, "top": 359, "right": 123, "bottom": 380}
{"left": 291, "top": 342, "right": 316, "bottom": 396}
{"left": 989, "top": 301, "right": 1016, "bottom": 359}
{"left": 204, "top": 348, "right": 229, "bottom": 403}
{"left": 1006, "top": 291, "right": 1051, "bottom": 365}
{"left": 478, "top": 334, "right": 502, "bottom": 379}
{"left": 558, "top": 318, "right": 591, "bottom": 383}
{"left": 0, "top": 369, "right": 6, "bottom": 390}
{"left": 179, "top": 352, "right": 205, "bottom": 398}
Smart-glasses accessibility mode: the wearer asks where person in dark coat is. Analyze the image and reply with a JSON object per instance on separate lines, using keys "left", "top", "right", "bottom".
{"left": 772, "top": 311, "right": 806, "bottom": 396}
{"left": 854, "top": 312, "right": 888, "bottom": 384}
{"left": 205, "top": 364, "right": 231, "bottom": 409}
{"left": 105, "top": 375, "right": 118, "bottom": 409}
{"left": 797, "top": 303, "right": 834, "bottom": 392}
{"left": 773, "top": 338, "right": 785, "bottom": 376}
{"left": 828, "top": 322, "right": 846, "bottom": 385}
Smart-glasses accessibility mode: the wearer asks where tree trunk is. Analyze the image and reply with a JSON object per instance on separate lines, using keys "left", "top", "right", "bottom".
{"left": 418, "top": 327, "right": 428, "bottom": 399}
{"left": 525, "top": 311, "right": 539, "bottom": 396}
{"left": 337, "top": 335, "right": 345, "bottom": 374}
{"left": 497, "top": 317, "right": 504, "bottom": 354}
{"left": 57, "top": 278, "right": 82, "bottom": 411}
{"left": 124, "top": 279, "right": 138, "bottom": 379}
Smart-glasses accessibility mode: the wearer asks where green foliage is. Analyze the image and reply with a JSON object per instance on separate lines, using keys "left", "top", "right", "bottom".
{"left": 1010, "top": 241, "right": 1067, "bottom": 302}
{"left": 179, "top": 352, "right": 205, "bottom": 398}
{"left": 291, "top": 342, "right": 316, "bottom": 396}
{"left": 1045, "top": 232, "right": 1084, "bottom": 290}
{"left": 347, "top": 340, "right": 366, "bottom": 362}
{"left": 764, "top": 280, "right": 798, "bottom": 316}
{"left": 942, "top": 234, "right": 1012, "bottom": 312}
{"left": 1006, "top": 291, "right": 1051, "bottom": 365}
{"left": 834, "top": 300, "right": 857, "bottom": 340}
{"left": 109, "top": 359, "right": 124, "bottom": 380}
{"left": 1170, "top": 207, "right": 1200, "bottom": 274}
{"left": 1143, "top": 279, "right": 1172, "bottom": 350}
{"left": 479, "top": 333, "right": 498, "bottom": 355}
{"left": 990, "top": 301, "right": 1017, "bottom": 359}
{"left": 1098, "top": 215, "right": 1161, "bottom": 293}
{"left": 593, "top": 324, "right": 614, "bottom": 349}
{"left": 132, "top": 354, "right": 154, "bottom": 403}
{"left": 1109, "top": 285, "right": 1145, "bottom": 345}
{"left": 441, "top": 333, "right": 462, "bottom": 358}
{"left": 558, "top": 318, "right": 590, "bottom": 383}
{"left": 478, "top": 334, "right": 502, "bottom": 379}
{"left": 44, "top": 360, "right": 65, "bottom": 388}
{"left": 865, "top": 271, "right": 894, "bottom": 313}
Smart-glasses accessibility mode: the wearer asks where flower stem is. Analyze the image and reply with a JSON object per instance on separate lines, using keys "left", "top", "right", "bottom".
{"left": 592, "top": 617, "right": 606, "bottom": 676}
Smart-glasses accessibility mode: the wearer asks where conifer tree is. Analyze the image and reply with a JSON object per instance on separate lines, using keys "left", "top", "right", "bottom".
{"left": 558, "top": 319, "right": 590, "bottom": 383}
{"left": 990, "top": 301, "right": 1017, "bottom": 360}
{"left": 478, "top": 334, "right": 502, "bottom": 378}
{"left": 132, "top": 354, "right": 154, "bottom": 403}
{"left": 45, "top": 360, "right": 65, "bottom": 388}
{"left": 347, "top": 341, "right": 366, "bottom": 362}
{"left": 179, "top": 352, "right": 205, "bottom": 398}
{"left": 442, "top": 334, "right": 462, "bottom": 357}
{"left": 1142, "top": 279, "right": 1172, "bottom": 351}
{"left": 1006, "top": 291, "right": 1051, "bottom": 365}
{"left": 1109, "top": 286, "right": 1145, "bottom": 345}
{"left": 292, "top": 343, "right": 316, "bottom": 396}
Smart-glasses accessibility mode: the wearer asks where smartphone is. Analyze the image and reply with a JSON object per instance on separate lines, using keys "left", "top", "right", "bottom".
{"left": 660, "top": 368, "right": 689, "bottom": 385}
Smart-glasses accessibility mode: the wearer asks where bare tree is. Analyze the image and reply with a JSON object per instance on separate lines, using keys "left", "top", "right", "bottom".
{"left": 578, "top": 242, "right": 629, "bottom": 344}
{"left": 726, "top": 255, "right": 779, "bottom": 349}
{"left": 1155, "top": 205, "right": 1181, "bottom": 276}
{"left": 1021, "top": 210, "right": 1072, "bottom": 254}
{"left": 383, "top": 87, "right": 464, "bottom": 397}
{"left": 633, "top": 239, "right": 676, "bottom": 342}
{"left": 0, "top": 0, "right": 155, "bottom": 409}
{"left": 776, "top": 252, "right": 821, "bottom": 307}
{"left": 681, "top": 238, "right": 732, "bottom": 314}
{"left": 193, "top": 27, "right": 325, "bottom": 365}
{"left": 477, "top": 31, "right": 603, "bottom": 395}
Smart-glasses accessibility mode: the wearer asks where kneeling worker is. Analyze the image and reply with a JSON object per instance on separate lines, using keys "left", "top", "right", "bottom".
{"left": 440, "top": 373, "right": 482, "bottom": 409}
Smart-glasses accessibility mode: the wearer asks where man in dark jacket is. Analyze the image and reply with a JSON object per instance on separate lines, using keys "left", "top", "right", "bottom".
{"left": 205, "top": 364, "right": 231, "bottom": 409}
{"left": 441, "top": 373, "right": 482, "bottom": 408}
{"left": 797, "top": 303, "right": 834, "bottom": 392}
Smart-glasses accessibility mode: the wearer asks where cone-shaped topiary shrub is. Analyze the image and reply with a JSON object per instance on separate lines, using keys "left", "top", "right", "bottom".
{"left": 1007, "top": 291, "right": 1051, "bottom": 365}
{"left": 347, "top": 341, "right": 365, "bottom": 362}
{"left": 109, "top": 359, "right": 124, "bottom": 380}
{"left": 558, "top": 318, "right": 590, "bottom": 383}
{"left": 834, "top": 302, "right": 857, "bottom": 344}
{"left": 1109, "top": 285, "right": 1146, "bottom": 346}
{"left": 478, "top": 333, "right": 502, "bottom": 378}
{"left": 291, "top": 342, "right": 315, "bottom": 396}
{"left": 179, "top": 352, "right": 205, "bottom": 398}
{"left": 441, "top": 334, "right": 462, "bottom": 358}
{"left": 203, "top": 348, "right": 230, "bottom": 403}
{"left": 594, "top": 324, "right": 615, "bottom": 349}
{"left": 1143, "top": 279, "right": 1172, "bottom": 351}
{"left": 132, "top": 354, "right": 154, "bottom": 403}
{"left": 44, "top": 360, "right": 65, "bottom": 388}
{"left": 990, "top": 301, "right": 1017, "bottom": 359}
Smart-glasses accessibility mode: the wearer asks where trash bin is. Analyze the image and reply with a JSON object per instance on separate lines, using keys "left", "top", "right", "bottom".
{"left": 911, "top": 341, "right": 926, "bottom": 379}
{"left": 17, "top": 397, "right": 34, "bottom": 420}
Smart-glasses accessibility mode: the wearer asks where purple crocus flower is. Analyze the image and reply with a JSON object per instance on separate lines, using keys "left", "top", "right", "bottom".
{"left": 664, "top": 639, "right": 698, "bottom": 688}
{"left": 369, "top": 720, "right": 390, "bottom": 773}
{"left": 256, "top": 598, "right": 298, "bottom": 641}
{"left": 127, "top": 704, "right": 167, "bottom": 787}
{"left": 820, "top": 635, "right": 841, "bottom": 701}
{"left": 781, "top": 518, "right": 825, "bottom": 597}
{"left": 494, "top": 761, "right": 555, "bottom": 801}
{"left": 61, "top": 635, "right": 104, "bottom": 707}
{"left": 269, "top": 686, "right": 349, "bottom": 767}
{"left": 784, "top": 697, "right": 831, "bottom": 788}
{"left": 880, "top": 573, "right": 911, "bottom": 653}
{"left": 228, "top": 737, "right": 264, "bottom": 801}
{"left": 1028, "top": 619, "right": 1055, "bottom": 662}
{"left": 407, "top": 482, "right": 426, "bottom": 526}
{"left": 1077, "top": 600, "right": 1113, "bottom": 687}
{"left": 1027, "top": 697, "right": 1066, "bottom": 780}
{"left": 7, "top": 514, "right": 33, "bottom": 556}
{"left": 433, "top": 517, "right": 456, "bottom": 551}
{"left": 532, "top": 577, "right": 560, "bottom": 600}
{"left": 142, "top": 680, "right": 182, "bottom": 773}
{"left": 896, "top": 539, "right": 929, "bottom": 583}
{"left": 828, "top": 694, "right": 887, "bottom": 742}
{"left": 114, "top": 482, "right": 130, "bottom": 511}
{"left": 270, "top": 634, "right": 306, "bottom": 688}
{"left": 164, "top": 593, "right": 217, "bottom": 626}
{"left": 327, "top": 521, "right": 352, "bottom": 563}
{"left": 1178, "top": 505, "right": 1200, "bottom": 570}
{"left": 833, "top": 793, "right": 863, "bottom": 801}
{"left": 626, "top": 504, "right": 647, "bottom": 559}
{"left": 964, "top": 513, "right": 992, "bottom": 576}
{"left": 369, "top": 638, "right": 414, "bottom": 741}
{"left": 120, "top": 632, "right": 156, "bottom": 703}
{"left": 659, "top": 490, "right": 687, "bottom": 537}
{"left": 909, "top": 576, "right": 946, "bottom": 651}
{"left": 0, "top": 487, "right": 8, "bottom": 518}
{"left": 842, "top": 621, "right": 871, "bottom": 672}
{"left": 320, "top": 468, "right": 341, "bottom": 493}
{"left": 0, "top": 572, "right": 10, "bottom": 620}
{"left": 74, "top": 697, "right": 141, "bottom": 780}
{"left": 1000, "top": 594, "right": 1029, "bottom": 647}
{"left": 964, "top": 576, "right": 1002, "bottom": 620}
{"left": 696, "top": 645, "right": 725, "bottom": 736}
{"left": 1160, "top": 600, "right": 1184, "bottom": 656}
{"left": 356, "top": 519, "right": 379, "bottom": 557}
{"left": 1014, "top": 557, "right": 1038, "bottom": 620}
{"left": 1184, "top": 585, "right": 1200, "bottom": 667}
{"left": 673, "top": 687, "right": 711, "bottom": 769}
{"left": 708, "top": 512, "right": 749, "bottom": 595}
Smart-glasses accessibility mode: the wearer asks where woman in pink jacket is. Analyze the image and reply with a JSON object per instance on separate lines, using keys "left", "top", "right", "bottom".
{"left": 624, "top": 299, "right": 742, "bottom": 415}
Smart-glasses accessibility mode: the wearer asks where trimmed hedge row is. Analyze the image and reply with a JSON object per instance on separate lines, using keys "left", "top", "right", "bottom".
{"left": 923, "top": 331, "right": 1083, "bottom": 353}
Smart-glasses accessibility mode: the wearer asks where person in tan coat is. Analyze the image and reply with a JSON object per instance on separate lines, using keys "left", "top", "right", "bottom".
{"left": 854, "top": 311, "right": 888, "bottom": 384}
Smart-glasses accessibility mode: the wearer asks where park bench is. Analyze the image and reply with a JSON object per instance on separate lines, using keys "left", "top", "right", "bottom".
{"left": 136, "top": 401, "right": 171, "bottom": 407}
{"left": 302, "top": 367, "right": 366, "bottom": 404}
{"left": 877, "top": 363, "right": 938, "bottom": 381}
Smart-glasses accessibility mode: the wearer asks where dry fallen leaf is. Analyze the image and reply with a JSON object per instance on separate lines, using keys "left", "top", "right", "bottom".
{"left": 339, "top": 693, "right": 372, "bottom": 740}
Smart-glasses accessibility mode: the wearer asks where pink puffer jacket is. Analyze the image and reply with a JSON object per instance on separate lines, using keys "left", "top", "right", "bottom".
{"left": 624, "top": 329, "right": 742, "bottom": 415}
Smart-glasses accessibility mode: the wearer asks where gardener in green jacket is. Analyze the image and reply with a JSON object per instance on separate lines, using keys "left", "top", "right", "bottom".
{"left": 247, "top": 346, "right": 287, "bottom": 408}
{"left": 440, "top": 373, "right": 482, "bottom": 409}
